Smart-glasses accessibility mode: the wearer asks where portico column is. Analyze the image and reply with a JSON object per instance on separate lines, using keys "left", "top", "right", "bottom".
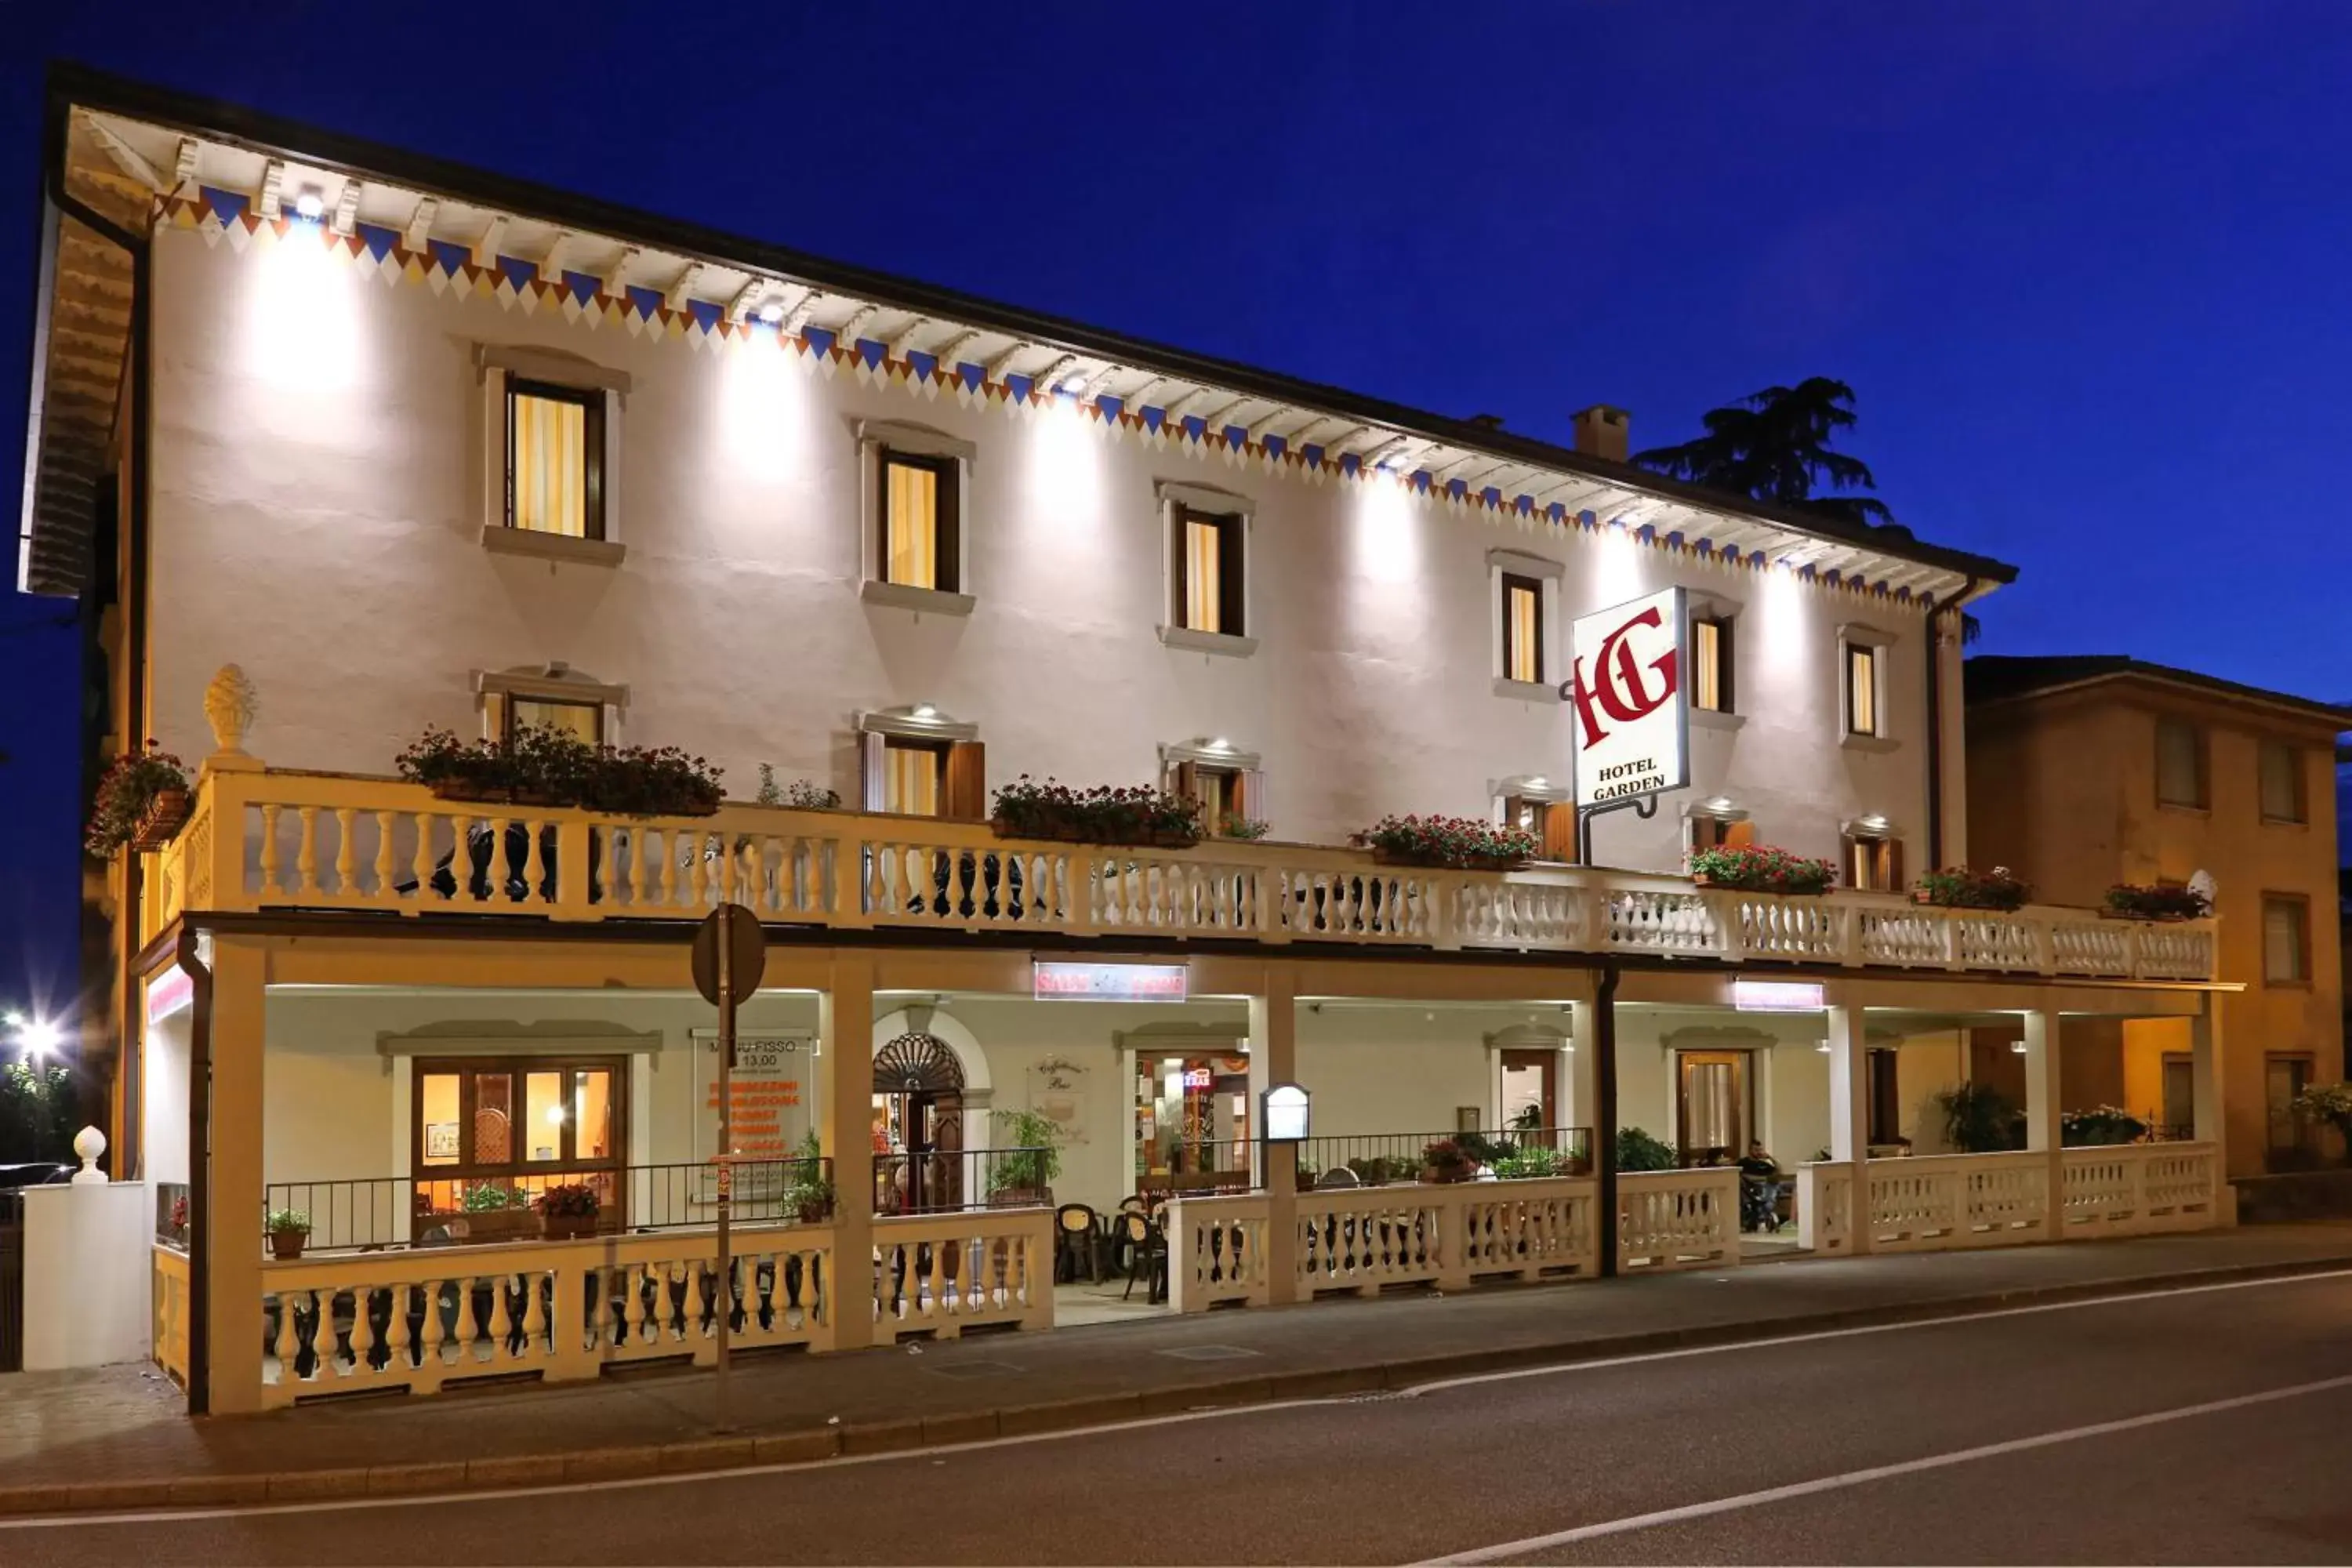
{"left": 822, "top": 953, "right": 877, "bottom": 1351}
{"left": 1566, "top": 1001, "right": 1600, "bottom": 1160}
{"left": 1824, "top": 996, "right": 1871, "bottom": 1254}
{"left": 2021, "top": 1010, "right": 2063, "bottom": 1239}
{"left": 204, "top": 936, "right": 267, "bottom": 1414}
{"left": 2190, "top": 1000, "right": 2231, "bottom": 1224}
{"left": 1247, "top": 963, "right": 1299, "bottom": 1305}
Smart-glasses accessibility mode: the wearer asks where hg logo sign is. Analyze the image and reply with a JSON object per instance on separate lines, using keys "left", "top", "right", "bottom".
{"left": 1568, "top": 586, "right": 1690, "bottom": 809}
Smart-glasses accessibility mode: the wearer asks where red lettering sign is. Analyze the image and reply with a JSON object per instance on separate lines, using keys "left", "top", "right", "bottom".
{"left": 1570, "top": 604, "right": 1679, "bottom": 748}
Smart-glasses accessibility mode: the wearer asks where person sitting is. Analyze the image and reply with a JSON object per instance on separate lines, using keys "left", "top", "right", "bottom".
{"left": 1737, "top": 1140, "right": 1784, "bottom": 1233}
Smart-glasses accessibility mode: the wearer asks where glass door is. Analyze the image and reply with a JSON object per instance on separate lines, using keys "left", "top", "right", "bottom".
{"left": 1675, "top": 1051, "right": 1750, "bottom": 1163}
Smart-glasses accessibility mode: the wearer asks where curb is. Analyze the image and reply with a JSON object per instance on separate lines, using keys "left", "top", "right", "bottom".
{"left": 5, "top": 1252, "right": 2344, "bottom": 1519}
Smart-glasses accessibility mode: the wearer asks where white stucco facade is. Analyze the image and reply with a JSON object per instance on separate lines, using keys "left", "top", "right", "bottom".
{"left": 145, "top": 226, "right": 1937, "bottom": 877}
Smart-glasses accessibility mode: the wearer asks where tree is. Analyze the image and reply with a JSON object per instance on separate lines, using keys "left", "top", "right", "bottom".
{"left": 1632, "top": 376, "right": 1894, "bottom": 528}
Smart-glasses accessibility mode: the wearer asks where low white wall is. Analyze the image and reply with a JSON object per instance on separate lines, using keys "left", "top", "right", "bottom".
{"left": 21, "top": 1183, "right": 153, "bottom": 1370}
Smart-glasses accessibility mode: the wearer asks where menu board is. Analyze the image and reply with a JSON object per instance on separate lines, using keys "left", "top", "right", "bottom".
{"left": 694, "top": 1031, "right": 814, "bottom": 1162}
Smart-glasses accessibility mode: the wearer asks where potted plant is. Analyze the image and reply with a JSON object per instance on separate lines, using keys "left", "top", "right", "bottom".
{"left": 1420, "top": 1139, "right": 1473, "bottom": 1184}
{"left": 987, "top": 1107, "right": 1065, "bottom": 1206}
{"left": 578, "top": 742, "right": 724, "bottom": 818}
{"left": 1688, "top": 843, "right": 1837, "bottom": 896}
{"left": 458, "top": 1182, "right": 541, "bottom": 1243}
{"left": 266, "top": 1207, "right": 311, "bottom": 1261}
{"left": 1349, "top": 815, "right": 1539, "bottom": 870}
{"left": 535, "top": 1181, "right": 601, "bottom": 1240}
{"left": 1218, "top": 815, "right": 1271, "bottom": 842}
{"left": 1933, "top": 1082, "right": 2027, "bottom": 1153}
{"left": 785, "top": 1130, "right": 836, "bottom": 1223}
{"left": 86, "top": 743, "right": 193, "bottom": 855}
{"left": 2103, "top": 883, "right": 2211, "bottom": 921}
{"left": 1913, "top": 865, "right": 2032, "bottom": 912}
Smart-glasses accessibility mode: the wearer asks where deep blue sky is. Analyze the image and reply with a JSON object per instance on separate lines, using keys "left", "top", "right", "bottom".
{"left": 4, "top": 2, "right": 2349, "bottom": 1005}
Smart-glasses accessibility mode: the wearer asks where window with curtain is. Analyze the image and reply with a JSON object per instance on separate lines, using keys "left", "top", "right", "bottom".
{"left": 504, "top": 695, "right": 604, "bottom": 746}
{"left": 412, "top": 1055, "right": 626, "bottom": 1235}
{"left": 882, "top": 449, "right": 959, "bottom": 592}
{"left": 2155, "top": 718, "right": 2206, "bottom": 808}
{"left": 1172, "top": 506, "right": 1245, "bottom": 636}
{"left": 505, "top": 379, "right": 604, "bottom": 539}
{"left": 2263, "top": 896, "right": 2310, "bottom": 984}
{"left": 1501, "top": 573, "right": 1544, "bottom": 684}
{"left": 883, "top": 738, "right": 947, "bottom": 816}
{"left": 1846, "top": 643, "right": 1880, "bottom": 736}
{"left": 2259, "top": 740, "right": 2305, "bottom": 823}
{"left": 1691, "top": 615, "right": 1733, "bottom": 713}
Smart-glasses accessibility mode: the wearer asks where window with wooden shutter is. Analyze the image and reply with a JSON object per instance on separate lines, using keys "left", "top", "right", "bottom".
{"left": 2262, "top": 895, "right": 2310, "bottom": 985}
{"left": 880, "top": 448, "right": 960, "bottom": 592}
{"left": 1541, "top": 802, "right": 1578, "bottom": 863}
{"left": 506, "top": 379, "right": 605, "bottom": 539}
{"left": 2259, "top": 740, "right": 2305, "bottom": 824}
{"left": 868, "top": 736, "right": 948, "bottom": 817}
{"left": 1500, "top": 573, "right": 1544, "bottom": 684}
{"left": 943, "top": 741, "right": 988, "bottom": 821}
{"left": 1846, "top": 644, "right": 1881, "bottom": 737}
{"left": 1843, "top": 830, "right": 1901, "bottom": 893}
{"left": 1171, "top": 506, "right": 1244, "bottom": 636}
{"left": 1690, "top": 615, "right": 1733, "bottom": 713}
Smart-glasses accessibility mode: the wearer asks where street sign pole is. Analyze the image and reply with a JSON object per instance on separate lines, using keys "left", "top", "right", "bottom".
{"left": 713, "top": 904, "right": 734, "bottom": 1432}
{"left": 692, "top": 902, "right": 764, "bottom": 1436}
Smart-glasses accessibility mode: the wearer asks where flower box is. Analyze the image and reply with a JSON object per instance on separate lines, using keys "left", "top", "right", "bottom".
{"left": 1911, "top": 866, "right": 2032, "bottom": 912}
{"left": 989, "top": 778, "right": 1204, "bottom": 848}
{"left": 1688, "top": 844, "right": 1837, "bottom": 897}
{"left": 2102, "top": 883, "right": 2210, "bottom": 922}
{"left": 1353, "top": 815, "right": 1538, "bottom": 871}
{"left": 128, "top": 787, "right": 194, "bottom": 851}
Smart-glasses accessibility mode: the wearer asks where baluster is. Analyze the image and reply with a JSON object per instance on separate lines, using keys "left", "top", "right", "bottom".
{"left": 347, "top": 1283, "right": 376, "bottom": 1379}
{"left": 583, "top": 1264, "right": 608, "bottom": 1353}
{"left": 331, "top": 808, "right": 358, "bottom": 896}
{"left": 259, "top": 803, "right": 284, "bottom": 895}
{"left": 418, "top": 1275, "right": 447, "bottom": 1368}
{"left": 293, "top": 805, "right": 321, "bottom": 897}
{"left": 658, "top": 830, "right": 681, "bottom": 910}
{"left": 596, "top": 826, "right": 618, "bottom": 910}
{"left": 620, "top": 1262, "right": 647, "bottom": 1348}
{"left": 274, "top": 1283, "right": 306, "bottom": 1385}
{"left": 521, "top": 1266, "right": 548, "bottom": 1356}
{"left": 385, "top": 1281, "right": 412, "bottom": 1372}
{"left": 487, "top": 1272, "right": 515, "bottom": 1362}
{"left": 411, "top": 813, "right": 436, "bottom": 905}
{"left": 446, "top": 814, "right": 474, "bottom": 906}
{"left": 485, "top": 817, "right": 511, "bottom": 905}
{"left": 521, "top": 817, "right": 546, "bottom": 906}
{"left": 453, "top": 1274, "right": 483, "bottom": 1362}
{"left": 372, "top": 810, "right": 397, "bottom": 903}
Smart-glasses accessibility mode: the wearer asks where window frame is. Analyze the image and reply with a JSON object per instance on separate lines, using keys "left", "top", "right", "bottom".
{"left": 2154, "top": 717, "right": 2209, "bottom": 811}
{"left": 501, "top": 692, "right": 606, "bottom": 749}
{"left": 1844, "top": 641, "right": 1883, "bottom": 739}
{"left": 2257, "top": 739, "right": 2307, "bottom": 825}
{"left": 503, "top": 376, "right": 608, "bottom": 542}
{"left": 1690, "top": 612, "right": 1736, "bottom": 715}
{"left": 410, "top": 1053, "right": 630, "bottom": 1233}
{"left": 1499, "top": 572, "right": 1545, "bottom": 686}
{"left": 877, "top": 446, "right": 962, "bottom": 594}
{"left": 1171, "top": 503, "right": 1247, "bottom": 638}
{"left": 2260, "top": 892, "right": 2313, "bottom": 988}
{"left": 1486, "top": 548, "right": 1563, "bottom": 699}
{"left": 1842, "top": 826, "right": 1903, "bottom": 893}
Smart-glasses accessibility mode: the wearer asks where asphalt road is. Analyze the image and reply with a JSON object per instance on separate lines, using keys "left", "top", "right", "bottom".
{"left": 15, "top": 1270, "right": 2352, "bottom": 1566}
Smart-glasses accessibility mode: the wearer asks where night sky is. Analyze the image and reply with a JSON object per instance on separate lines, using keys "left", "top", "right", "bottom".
{"left": 4, "top": 2, "right": 2350, "bottom": 1009}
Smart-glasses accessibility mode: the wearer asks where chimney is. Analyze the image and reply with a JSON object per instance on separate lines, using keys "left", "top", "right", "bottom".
{"left": 1571, "top": 405, "right": 1629, "bottom": 463}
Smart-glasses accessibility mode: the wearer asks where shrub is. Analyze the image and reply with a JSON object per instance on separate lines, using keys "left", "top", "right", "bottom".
{"left": 1934, "top": 1081, "right": 2026, "bottom": 1153}
{"left": 2060, "top": 1105, "right": 2147, "bottom": 1147}
{"left": 535, "top": 1181, "right": 601, "bottom": 1219}
{"left": 1350, "top": 814, "right": 1539, "bottom": 868}
{"left": 1615, "top": 1126, "right": 1680, "bottom": 1171}
{"left": 85, "top": 743, "right": 191, "bottom": 855}
{"left": 1915, "top": 865, "right": 2032, "bottom": 911}
{"left": 785, "top": 1130, "right": 836, "bottom": 1218}
{"left": 1689, "top": 844, "right": 1837, "bottom": 895}
{"left": 989, "top": 1107, "right": 1066, "bottom": 1194}
{"left": 462, "top": 1184, "right": 521, "bottom": 1212}
{"left": 577, "top": 743, "right": 724, "bottom": 817}
{"left": 2103, "top": 883, "right": 2211, "bottom": 920}
{"left": 757, "top": 765, "right": 840, "bottom": 810}
{"left": 1218, "top": 815, "right": 1271, "bottom": 841}
{"left": 264, "top": 1207, "right": 310, "bottom": 1237}
{"left": 989, "top": 777, "right": 1203, "bottom": 845}
{"left": 396, "top": 726, "right": 722, "bottom": 816}
{"left": 1492, "top": 1145, "right": 1566, "bottom": 1180}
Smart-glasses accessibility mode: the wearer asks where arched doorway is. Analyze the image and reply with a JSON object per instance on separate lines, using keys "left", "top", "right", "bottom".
{"left": 873, "top": 1033, "right": 966, "bottom": 1214}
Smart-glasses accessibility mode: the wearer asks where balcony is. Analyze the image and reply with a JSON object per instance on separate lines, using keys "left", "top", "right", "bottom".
{"left": 140, "top": 764, "right": 2216, "bottom": 982}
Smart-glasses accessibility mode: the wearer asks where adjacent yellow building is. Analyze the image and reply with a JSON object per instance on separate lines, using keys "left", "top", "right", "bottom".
{"left": 1967, "top": 656, "right": 2347, "bottom": 1176}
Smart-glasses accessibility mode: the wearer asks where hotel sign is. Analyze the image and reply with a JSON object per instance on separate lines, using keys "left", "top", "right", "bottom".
{"left": 1570, "top": 586, "right": 1690, "bottom": 809}
{"left": 1033, "top": 961, "right": 1189, "bottom": 1003}
{"left": 1733, "top": 979, "right": 1826, "bottom": 1014}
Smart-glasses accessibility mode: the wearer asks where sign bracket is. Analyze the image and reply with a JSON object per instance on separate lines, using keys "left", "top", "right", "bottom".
{"left": 1575, "top": 793, "right": 1659, "bottom": 866}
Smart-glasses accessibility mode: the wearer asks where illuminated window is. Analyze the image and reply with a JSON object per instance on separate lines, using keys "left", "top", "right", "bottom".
{"left": 881, "top": 449, "right": 959, "bottom": 592}
{"left": 2259, "top": 740, "right": 2305, "bottom": 824}
{"left": 505, "top": 379, "right": 604, "bottom": 539}
{"left": 2155, "top": 718, "right": 2206, "bottom": 809}
{"left": 883, "top": 739, "right": 946, "bottom": 817}
{"left": 504, "top": 695, "right": 604, "bottom": 747}
{"left": 1501, "top": 574, "right": 1544, "bottom": 684}
{"left": 862, "top": 727, "right": 987, "bottom": 820}
{"left": 2263, "top": 895, "right": 2310, "bottom": 985}
{"left": 410, "top": 1056, "right": 625, "bottom": 1239}
{"left": 1171, "top": 506, "right": 1245, "bottom": 636}
{"left": 1691, "top": 615, "right": 1733, "bottom": 713}
{"left": 1846, "top": 644, "right": 1881, "bottom": 737}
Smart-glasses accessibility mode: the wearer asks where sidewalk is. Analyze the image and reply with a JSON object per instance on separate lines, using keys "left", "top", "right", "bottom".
{"left": 7, "top": 1224, "right": 2352, "bottom": 1515}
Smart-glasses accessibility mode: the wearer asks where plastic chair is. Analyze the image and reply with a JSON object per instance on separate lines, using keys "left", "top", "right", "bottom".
{"left": 1055, "top": 1203, "right": 1103, "bottom": 1283}
{"left": 1121, "top": 1210, "right": 1167, "bottom": 1302}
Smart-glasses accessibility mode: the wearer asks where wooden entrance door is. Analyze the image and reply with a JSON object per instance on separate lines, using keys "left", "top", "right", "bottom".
{"left": 1499, "top": 1048, "right": 1559, "bottom": 1131}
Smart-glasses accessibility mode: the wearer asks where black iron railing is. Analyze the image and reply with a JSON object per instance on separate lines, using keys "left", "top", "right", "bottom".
{"left": 873, "top": 1147, "right": 1051, "bottom": 1214}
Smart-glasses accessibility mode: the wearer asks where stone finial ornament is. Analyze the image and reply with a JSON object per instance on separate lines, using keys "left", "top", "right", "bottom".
{"left": 204, "top": 664, "right": 257, "bottom": 755}
{"left": 71, "top": 1124, "right": 107, "bottom": 1185}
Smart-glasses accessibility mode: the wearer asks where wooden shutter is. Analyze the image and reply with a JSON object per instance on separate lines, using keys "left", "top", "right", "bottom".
{"left": 859, "top": 733, "right": 888, "bottom": 812}
{"left": 1171, "top": 760, "right": 1199, "bottom": 803}
{"left": 944, "top": 740, "right": 987, "bottom": 820}
{"left": 1218, "top": 515, "right": 1247, "bottom": 637}
{"left": 1168, "top": 504, "right": 1189, "bottom": 629}
{"left": 1722, "top": 818, "right": 1757, "bottom": 850}
{"left": 1541, "top": 803, "right": 1578, "bottom": 863}
{"left": 935, "top": 459, "right": 961, "bottom": 594}
{"left": 1882, "top": 837, "right": 1904, "bottom": 894}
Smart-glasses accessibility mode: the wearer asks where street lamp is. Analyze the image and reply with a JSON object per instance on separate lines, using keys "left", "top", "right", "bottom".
{"left": 13, "top": 1017, "right": 62, "bottom": 1062}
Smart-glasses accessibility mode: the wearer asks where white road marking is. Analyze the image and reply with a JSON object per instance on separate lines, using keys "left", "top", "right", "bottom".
{"left": 1416, "top": 1370, "right": 2352, "bottom": 1565}
{"left": 5, "top": 1265, "right": 2347, "bottom": 1533}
